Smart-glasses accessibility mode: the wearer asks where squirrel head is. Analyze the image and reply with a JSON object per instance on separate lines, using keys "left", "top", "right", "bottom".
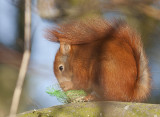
{"left": 53, "top": 42, "right": 73, "bottom": 91}
{"left": 53, "top": 41, "right": 95, "bottom": 91}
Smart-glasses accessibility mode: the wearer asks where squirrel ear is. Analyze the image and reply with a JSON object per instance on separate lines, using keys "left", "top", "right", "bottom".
{"left": 60, "top": 42, "right": 71, "bottom": 54}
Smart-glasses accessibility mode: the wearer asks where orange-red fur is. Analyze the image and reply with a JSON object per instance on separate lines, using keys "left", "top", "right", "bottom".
{"left": 48, "top": 17, "right": 151, "bottom": 102}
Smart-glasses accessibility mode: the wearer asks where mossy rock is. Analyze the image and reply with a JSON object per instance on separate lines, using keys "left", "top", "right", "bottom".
{"left": 17, "top": 101, "right": 160, "bottom": 117}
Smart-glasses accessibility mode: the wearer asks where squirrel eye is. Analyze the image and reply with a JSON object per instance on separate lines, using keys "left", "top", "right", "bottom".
{"left": 59, "top": 65, "right": 64, "bottom": 71}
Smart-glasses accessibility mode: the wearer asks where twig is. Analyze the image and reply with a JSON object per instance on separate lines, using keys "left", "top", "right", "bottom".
{"left": 9, "top": 0, "right": 31, "bottom": 117}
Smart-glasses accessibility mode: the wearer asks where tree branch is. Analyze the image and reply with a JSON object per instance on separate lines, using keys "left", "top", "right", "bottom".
{"left": 9, "top": 0, "right": 31, "bottom": 117}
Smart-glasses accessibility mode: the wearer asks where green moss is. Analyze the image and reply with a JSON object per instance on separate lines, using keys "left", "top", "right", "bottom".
{"left": 148, "top": 108, "right": 160, "bottom": 115}
{"left": 131, "top": 108, "right": 147, "bottom": 117}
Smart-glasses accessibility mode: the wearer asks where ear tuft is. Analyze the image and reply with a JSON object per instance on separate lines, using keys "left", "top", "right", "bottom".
{"left": 45, "top": 27, "right": 61, "bottom": 43}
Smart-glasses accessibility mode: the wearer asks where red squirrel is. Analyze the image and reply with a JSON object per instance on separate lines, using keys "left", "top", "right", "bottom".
{"left": 47, "top": 17, "right": 151, "bottom": 102}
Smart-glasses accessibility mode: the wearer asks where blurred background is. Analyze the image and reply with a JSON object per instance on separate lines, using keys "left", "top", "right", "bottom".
{"left": 0, "top": 0, "right": 160, "bottom": 116}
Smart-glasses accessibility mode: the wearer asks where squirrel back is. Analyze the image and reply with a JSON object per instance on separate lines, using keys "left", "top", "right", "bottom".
{"left": 48, "top": 17, "right": 151, "bottom": 102}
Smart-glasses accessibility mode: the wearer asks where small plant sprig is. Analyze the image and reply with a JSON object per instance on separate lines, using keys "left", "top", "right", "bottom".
{"left": 46, "top": 85, "right": 87, "bottom": 103}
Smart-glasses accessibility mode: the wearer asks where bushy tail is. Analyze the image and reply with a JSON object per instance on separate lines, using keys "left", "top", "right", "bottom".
{"left": 113, "top": 21, "right": 151, "bottom": 101}
{"left": 133, "top": 44, "right": 151, "bottom": 101}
